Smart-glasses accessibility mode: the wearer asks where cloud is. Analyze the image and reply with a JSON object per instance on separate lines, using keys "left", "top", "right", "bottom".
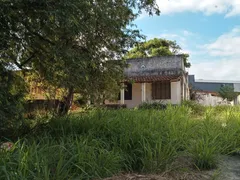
{"left": 146, "top": 30, "right": 199, "bottom": 55}
{"left": 203, "top": 27, "right": 240, "bottom": 57}
{"left": 143, "top": 28, "right": 240, "bottom": 80}
{"left": 189, "top": 58, "right": 240, "bottom": 80}
{"left": 189, "top": 27, "right": 240, "bottom": 80}
{"left": 183, "top": 30, "right": 194, "bottom": 36}
{"left": 155, "top": 0, "right": 240, "bottom": 17}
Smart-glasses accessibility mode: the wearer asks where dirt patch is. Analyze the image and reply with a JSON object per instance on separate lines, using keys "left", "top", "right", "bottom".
{"left": 218, "top": 155, "right": 240, "bottom": 180}
{"left": 104, "top": 171, "right": 213, "bottom": 180}
{"left": 104, "top": 155, "right": 240, "bottom": 180}
{"left": 104, "top": 156, "right": 216, "bottom": 180}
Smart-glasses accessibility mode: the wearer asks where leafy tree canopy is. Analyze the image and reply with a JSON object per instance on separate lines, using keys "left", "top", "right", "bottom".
{"left": 125, "top": 38, "right": 191, "bottom": 67}
{"left": 0, "top": 62, "right": 26, "bottom": 137}
{"left": 0, "top": 0, "right": 160, "bottom": 113}
{"left": 218, "top": 85, "right": 239, "bottom": 101}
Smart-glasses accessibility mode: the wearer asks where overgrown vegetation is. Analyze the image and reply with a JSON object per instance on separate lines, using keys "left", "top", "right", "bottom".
{"left": 1, "top": 0, "right": 160, "bottom": 116}
{"left": 138, "top": 101, "right": 167, "bottom": 110}
{"left": 1, "top": 105, "right": 240, "bottom": 179}
{"left": 218, "top": 85, "right": 239, "bottom": 101}
{"left": 125, "top": 38, "right": 191, "bottom": 67}
{"left": 0, "top": 0, "right": 160, "bottom": 138}
{"left": 0, "top": 63, "right": 27, "bottom": 138}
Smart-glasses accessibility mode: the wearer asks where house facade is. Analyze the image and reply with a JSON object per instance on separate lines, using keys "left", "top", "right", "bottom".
{"left": 105, "top": 56, "right": 189, "bottom": 108}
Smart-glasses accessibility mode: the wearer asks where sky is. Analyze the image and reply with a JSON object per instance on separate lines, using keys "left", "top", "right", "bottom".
{"left": 134, "top": 0, "right": 240, "bottom": 80}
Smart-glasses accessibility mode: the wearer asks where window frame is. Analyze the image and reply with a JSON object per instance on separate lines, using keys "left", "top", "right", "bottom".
{"left": 152, "top": 81, "right": 171, "bottom": 100}
{"left": 118, "top": 83, "right": 133, "bottom": 100}
{"left": 124, "top": 83, "right": 132, "bottom": 100}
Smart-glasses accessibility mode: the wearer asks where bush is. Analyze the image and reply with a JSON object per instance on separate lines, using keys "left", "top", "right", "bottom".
{"left": 138, "top": 101, "right": 167, "bottom": 110}
{"left": 182, "top": 100, "right": 205, "bottom": 115}
{"left": 0, "top": 64, "right": 26, "bottom": 139}
{"left": 189, "top": 138, "right": 218, "bottom": 170}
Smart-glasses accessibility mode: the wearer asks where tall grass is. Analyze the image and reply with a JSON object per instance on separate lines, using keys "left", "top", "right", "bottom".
{"left": 1, "top": 105, "right": 240, "bottom": 179}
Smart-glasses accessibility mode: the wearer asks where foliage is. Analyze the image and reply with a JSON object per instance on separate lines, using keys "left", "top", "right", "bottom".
{"left": 1, "top": 106, "right": 240, "bottom": 179}
{"left": 138, "top": 101, "right": 167, "bottom": 110}
{"left": 0, "top": 63, "right": 27, "bottom": 138}
{"left": 182, "top": 100, "right": 206, "bottom": 115}
{"left": 189, "top": 85, "right": 203, "bottom": 101}
{"left": 1, "top": 0, "right": 160, "bottom": 112}
{"left": 73, "top": 93, "right": 88, "bottom": 107}
{"left": 125, "top": 38, "right": 191, "bottom": 67}
{"left": 218, "top": 85, "right": 239, "bottom": 101}
{"left": 188, "top": 136, "right": 219, "bottom": 170}
{"left": 22, "top": 71, "right": 67, "bottom": 101}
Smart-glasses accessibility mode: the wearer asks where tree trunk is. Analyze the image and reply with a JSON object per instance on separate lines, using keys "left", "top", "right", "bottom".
{"left": 59, "top": 87, "right": 74, "bottom": 116}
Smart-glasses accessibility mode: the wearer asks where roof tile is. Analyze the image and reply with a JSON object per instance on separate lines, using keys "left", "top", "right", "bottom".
{"left": 126, "top": 75, "right": 181, "bottom": 83}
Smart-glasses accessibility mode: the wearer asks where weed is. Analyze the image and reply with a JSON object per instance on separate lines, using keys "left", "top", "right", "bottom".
{"left": 1, "top": 106, "right": 240, "bottom": 179}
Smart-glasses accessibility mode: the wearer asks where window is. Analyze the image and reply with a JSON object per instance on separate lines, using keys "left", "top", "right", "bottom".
{"left": 118, "top": 83, "right": 132, "bottom": 100}
{"left": 124, "top": 83, "right": 132, "bottom": 100}
{"left": 152, "top": 81, "right": 171, "bottom": 99}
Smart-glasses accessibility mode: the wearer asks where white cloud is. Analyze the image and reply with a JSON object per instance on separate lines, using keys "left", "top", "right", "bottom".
{"left": 183, "top": 30, "right": 194, "bottom": 36}
{"left": 155, "top": 0, "right": 240, "bottom": 17}
{"left": 146, "top": 30, "right": 197, "bottom": 54}
{"left": 189, "top": 27, "right": 240, "bottom": 80}
{"left": 159, "top": 33, "right": 187, "bottom": 46}
{"left": 203, "top": 27, "right": 240, "bottom": 57}
{"left": 189, "top": 58, "right": 240, "bottom": 80}
{"left": 145, "top": 28, "right": 240, "bottom": 80}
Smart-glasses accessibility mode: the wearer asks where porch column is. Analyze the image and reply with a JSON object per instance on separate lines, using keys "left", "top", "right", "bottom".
{"left": 120, "top": 88, "right": 125, "bottom": 104}
{"left": 141, "top": 82, "right": 146, "bottom": 102}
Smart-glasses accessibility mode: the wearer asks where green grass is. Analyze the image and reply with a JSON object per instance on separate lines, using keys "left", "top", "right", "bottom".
{"left": 1, "top": 105, "right": 240, "bottom": 179}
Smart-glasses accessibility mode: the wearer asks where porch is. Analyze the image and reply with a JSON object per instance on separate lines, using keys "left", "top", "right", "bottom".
{"left": 106, "top": 75, "right": 187, "bottom": 108}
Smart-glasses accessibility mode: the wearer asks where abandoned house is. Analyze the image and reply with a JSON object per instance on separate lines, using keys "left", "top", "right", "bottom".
{"left": 105, "top": 55, "right": 190, "bottom": 108}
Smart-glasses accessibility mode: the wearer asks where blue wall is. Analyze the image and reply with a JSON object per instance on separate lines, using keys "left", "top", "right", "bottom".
{"left": 189, "top": 75, "right": 234, "bottom": 92}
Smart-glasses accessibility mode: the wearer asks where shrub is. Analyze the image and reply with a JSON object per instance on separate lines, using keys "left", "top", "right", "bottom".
{"left": 189, "top": 137, "right": 218, "bottom": 170}
{"left": 182, "top": 100, "right": 205, "bottom": 115}
{"left": 0, "top": 64, "right": 26, "bottom": 139}
{"left": 138, "top": 101, "right": 167, "bottom": 110}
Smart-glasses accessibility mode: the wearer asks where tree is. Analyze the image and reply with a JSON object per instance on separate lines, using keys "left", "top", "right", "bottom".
{"left": 125, "top": 38, "right": 191, "bottom": 67}
{"left": 218, "top": 85, "right": 239, "bottom": 101}
{"left": 0, "top": 62, "right": 26, "bottom": 137}
{"left": 1, "top": 0, "right": 160, "bottom": 114}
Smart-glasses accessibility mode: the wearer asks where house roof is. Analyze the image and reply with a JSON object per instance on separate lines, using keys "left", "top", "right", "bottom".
{"left": 126, "top": 75, "right": 181, "bottom": 83}
{"left": 189, "top": 75, "right": 240, "bottom": 84}
{"left": 195, "top": 79, "right": 240, "bottom": 84}
{"left": 124, "top": 56, "right": 185, "bottom": 77}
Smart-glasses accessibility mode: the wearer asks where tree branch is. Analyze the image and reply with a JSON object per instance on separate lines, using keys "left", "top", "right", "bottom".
{"left": 21, "top": 21, "right": 55, "bottom": 45}
{"left": 20, "top": 52, "right": 36, "bottom": 68}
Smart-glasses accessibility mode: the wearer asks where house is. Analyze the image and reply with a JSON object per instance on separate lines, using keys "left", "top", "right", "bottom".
{"left": 105, "top": 56, "right": 189, "bottom": 108}
{"left": 189, "top": 75, "right": 240, "bottom": 105}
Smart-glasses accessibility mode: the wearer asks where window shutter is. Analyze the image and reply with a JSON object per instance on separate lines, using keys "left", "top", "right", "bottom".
{"left": 152, "top": 81, "right": 171, "bottom": 99}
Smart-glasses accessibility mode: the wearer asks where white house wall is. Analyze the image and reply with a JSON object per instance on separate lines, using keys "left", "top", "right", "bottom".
{"left": 196, "top": 92, "right": 234, "bottom": 106}
{"left": 237, "top": 95, "right": 240, "bottom": 104}
{"left": 171, "top": 81, "right": 181, "bottom": 104}
{"left": 125, "top": 83, "right": 155, "bottom": 108}
{"left": 105, "top": 81, "right": 182, "bottom": 108}
{"left": 233, "top": 83, "right": 240, "bottom": 105}
{"left": 235, "top": 95, "right": 240, "bottom": 105}
{"left": 124, "top": 83, "right": 142, "bottom": 108}
{"left": 145, "top": 81, "right": 181, "bottom": 105}
{"left": 234, "top": 83, "right": 240, "bottom": 92}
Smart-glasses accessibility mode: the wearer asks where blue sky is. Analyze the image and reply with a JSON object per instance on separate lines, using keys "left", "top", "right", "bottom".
{"left": 134, "top": 0, "right": 240, "bottom": 80}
